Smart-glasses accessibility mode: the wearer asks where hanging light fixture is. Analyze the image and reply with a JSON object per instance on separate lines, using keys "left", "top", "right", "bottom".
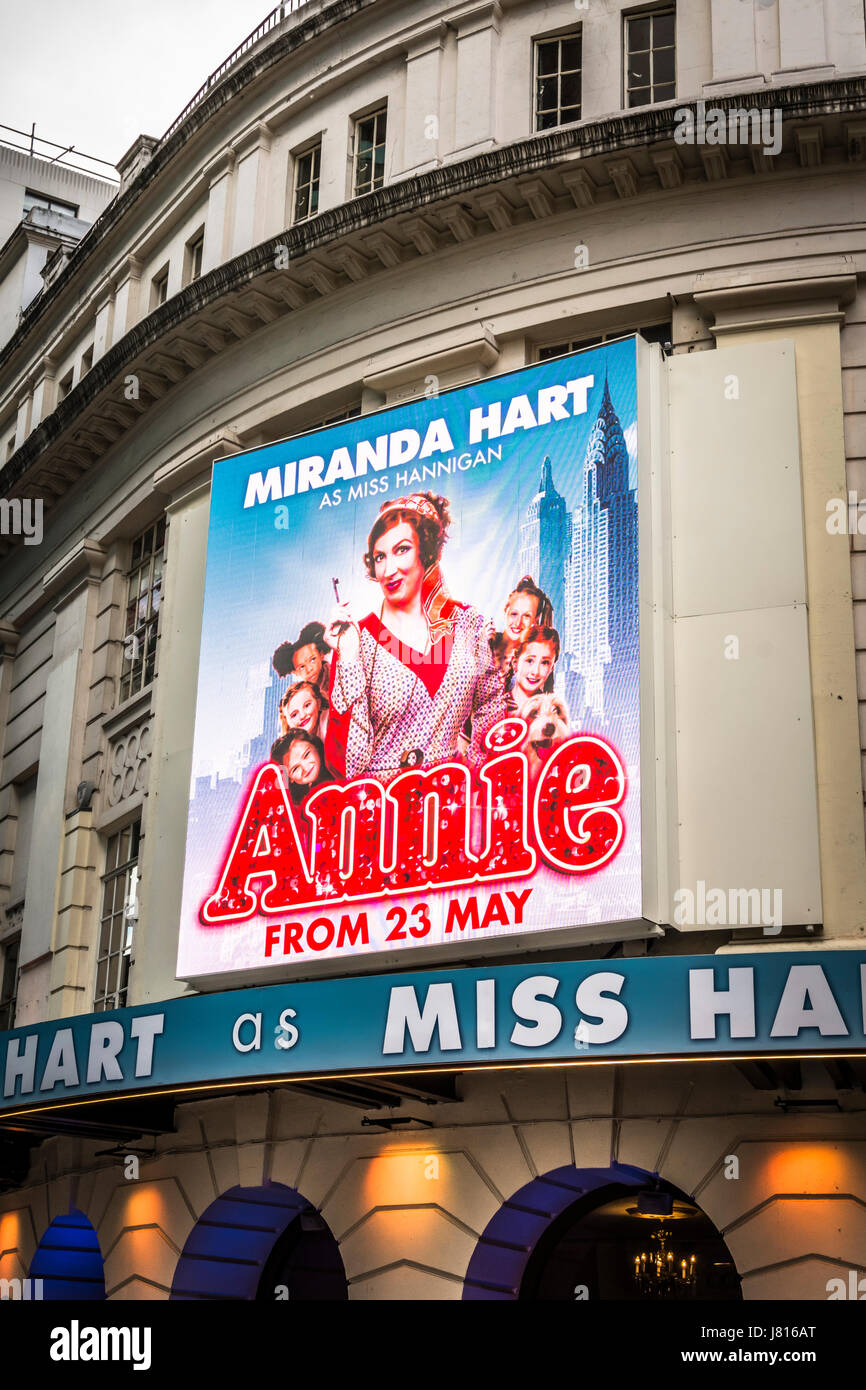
{"left": 632, "top": 1227, "right": 697, "bottom": 1295}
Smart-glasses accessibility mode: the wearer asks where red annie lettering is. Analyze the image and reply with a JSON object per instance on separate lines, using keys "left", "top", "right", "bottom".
{"left": 198, "top": 723, "right": 627, "bottom": 924}
{"left": 533, "top": 735, "right": 626, "bottom": 873}
{"left": 200, "top": 764, "right": 312, "bottom": 924}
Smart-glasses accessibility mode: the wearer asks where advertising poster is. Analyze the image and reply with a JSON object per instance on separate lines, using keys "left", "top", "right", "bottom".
{"left": 177, "top": 339, "right": 641, "bottom": 980}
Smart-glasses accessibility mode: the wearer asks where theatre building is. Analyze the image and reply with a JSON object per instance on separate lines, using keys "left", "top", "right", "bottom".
{"left": 1, "top": 0, "right": 865, "bottom": 1302}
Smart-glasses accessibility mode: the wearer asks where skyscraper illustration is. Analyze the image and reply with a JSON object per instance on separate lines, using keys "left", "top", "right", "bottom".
{"left": 519, "top": 375, "right": 637, "bottom": 724}
{"left": 590, "top": 375, "right": 639, "bottom": 701}
{"left": 519, "top": 456, "right": 568, "bottom": 630}
{"left": 564, "top": 452, "right": 610, "bottom": 720}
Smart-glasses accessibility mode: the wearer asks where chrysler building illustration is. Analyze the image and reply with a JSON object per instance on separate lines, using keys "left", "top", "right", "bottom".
{"left": 519, "top": 374, "right": 637, "bottom": 723}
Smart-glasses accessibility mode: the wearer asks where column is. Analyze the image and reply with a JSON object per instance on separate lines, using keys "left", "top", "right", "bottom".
{"left": 704, "top": 0, "right": 760, "bottom": 90}
{"left": 0, "top": 621, "right": 20, "bottom": 899}
{"left": 30, "top": 357, "right": 57, "bottom": 429}
{"left": 131, "top": 431, "right": 241, "bottom": 1005}
{"left": 454, "top": 3, "right": 501, "bottom": 155}
{"left": 92, "top": 287, "right": 116, "bottom": 363}
{"left": 15, "top": 393, "right": 32, "bottom": 447}
{"left": 202, "top": 150, "right": 236, "bottom": 274}
{"left": 402, "top": 28, "right": 446, "bottom": 173}
{"left": 825, "top": 0, "right": 866, "bottom": 71}
{"left": 231, "top": 125, "right": 272, "bottom": 258}
{"left": 15, "top": 540, "right": 105, "bottom": 1025}
{"left": 112, "top": 256, "right": 142, "bottom": 338}
{"left": 777, "top": 0, "right": 831, "bottom": 75}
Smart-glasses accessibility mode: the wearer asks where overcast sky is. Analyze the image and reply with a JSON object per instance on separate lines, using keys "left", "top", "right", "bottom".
{"left": 0, "top": 0, "right": 278, "bottom": 177}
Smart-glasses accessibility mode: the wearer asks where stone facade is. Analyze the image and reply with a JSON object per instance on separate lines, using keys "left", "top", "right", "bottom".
{"left": 0, "top": 0, "right": 865, "bottom": 1300}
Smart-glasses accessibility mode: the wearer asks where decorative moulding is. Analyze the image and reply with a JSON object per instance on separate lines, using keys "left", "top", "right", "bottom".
{"left": 42, "top": 538, "right": 106, "bottom": 604}
{"left": 0, "top": 620, "right": 20, "bottom": 657}
{"left": 153, "top": 427, "right": 243, "bottom": 498}
{"left": 101, "top": 686, "right": 152, "bottom": 738}
{"left": 693, "top": 270, "right": 857, "bottom": 335}
{"left": 362, "top": 328, "right": 500, "bottom": 394}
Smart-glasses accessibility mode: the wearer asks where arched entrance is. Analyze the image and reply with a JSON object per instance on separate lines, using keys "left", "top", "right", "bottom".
{"left": 463, "top": 1163, "right": 741, "bottom": 1301}
{"left": 171, "top": 1182, "right": 347, "bottom": 1301}
{"left": 29, "top": 1209, "right": 106, "bottom": 1300}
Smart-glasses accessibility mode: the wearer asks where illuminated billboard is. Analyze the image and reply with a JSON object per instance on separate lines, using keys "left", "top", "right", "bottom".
{"left": 177, "top": 340, "right": 641, "bottom": 980}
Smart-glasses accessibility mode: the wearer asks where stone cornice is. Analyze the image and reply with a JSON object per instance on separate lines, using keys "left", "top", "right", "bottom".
{"left": 1, "top": 78, "right": 865, "bottom": 525}
{"left": 693, "top": 267, "right": 858, "bottom": 334}
{"left": 0, "top": 0, "right": 376, "bottom": 377}
{"left": 1, "top": 39, "right": 864, "bottom": 390}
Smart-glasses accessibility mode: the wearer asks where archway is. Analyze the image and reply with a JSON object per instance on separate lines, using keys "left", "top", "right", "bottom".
{"left": 171, "top": 1182, "right": 347, "bottom": 1301}
{"left": 463, "top": 1163, "right": 741, "bottom": 1301}
{"left": 29, "top": 1209, "right": 106, "bottom": 1300}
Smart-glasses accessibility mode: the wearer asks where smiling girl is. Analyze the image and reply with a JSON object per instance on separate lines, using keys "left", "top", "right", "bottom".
{"left": 278, "top": 679, "right": 329, "bottom": 741}
{"left": 323, "top": 491, "right": 506, "bottom": 780}
{"left": 509, "top": 625, "right": 561, "bottom": 715}
{"left": 270, "top": 728, "right": 333, "bottom": 806}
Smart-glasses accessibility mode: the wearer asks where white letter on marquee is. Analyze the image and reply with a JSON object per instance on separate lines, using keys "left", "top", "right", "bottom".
{"left": 510, "top": 976, "right": 562, "bottom": 1047}
{"left": 689, "top": 968, "right": 756, "bottom": 1040}
{"left": 770, "top": 965, "right": 849, "bottom": 1038}
{"left": 382, "top": 984, "right": 462, "bottom": 1055}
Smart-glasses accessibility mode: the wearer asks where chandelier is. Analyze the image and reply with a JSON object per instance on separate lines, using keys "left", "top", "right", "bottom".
{"left": 633, "top": 1228, "right": 696, "bottom": 1295}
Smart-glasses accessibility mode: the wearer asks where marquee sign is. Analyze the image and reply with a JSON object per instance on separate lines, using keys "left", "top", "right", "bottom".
{"left": 177, "top": 341, "right": 642, "bottom": 981}
{"left": 2, "top": 953, "right": 864, "bottom": 1114}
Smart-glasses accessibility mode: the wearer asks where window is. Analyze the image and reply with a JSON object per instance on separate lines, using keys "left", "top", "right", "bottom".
{"left": 80, "top": 345, "right": 94, "bottom": 378}
{"left": 119, "top": 518, "right": 166, "bottom": 703}
{"left": 184, "top": 229, "right": 204, "bottom": 286}
{"left": 534, "top": 32, "right": 582, "bottom": 131}
{"left": 95, "top": 821, "right": 140, "bottom": 1012}
{"left": 5, "top": 433, "right": 15, "bottom": 461}
{"left": 23, "top": 188, "right": 78, "bottom": 219}
{"left": 625, "top": 7, "right": 675, "bottom": 108}
{"left": 353, "top": 107, "right": 387, "bottom": 196}
{"left": 0, "top": 932, "right": 20, "bottom": 1030}
{"left": 537, "top": 322, "right": 672, "bottom": 360}
{"left": 57, "top": 368, "right": 74, "bottom": 402}
{"left": 150, "top": 265, "right": 169, "bottom": 310}
{"left": 293, "top": 140, "right": 321, "bottom": 223}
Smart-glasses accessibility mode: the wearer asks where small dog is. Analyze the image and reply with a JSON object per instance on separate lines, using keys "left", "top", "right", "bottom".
{"left": 520, "top": 692, "right": 571, "bottom": 778}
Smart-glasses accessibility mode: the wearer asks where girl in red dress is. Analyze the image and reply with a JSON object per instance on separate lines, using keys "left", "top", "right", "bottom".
{"left": 323, "top": 492, "right": 506, "bottom": 781}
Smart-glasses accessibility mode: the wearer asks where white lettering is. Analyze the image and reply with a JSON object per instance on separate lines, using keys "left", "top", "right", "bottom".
{"left": 40, "top": 1028, "right": 79, "bottom": 1091}
{"left": 86, "top": 1022, "right": 125, "bottom": 1083}
{"left": 770, "top": 965, "right": 849, "bottom": 1038}
{"left": 382, "top": 983, "right": 462, "bottom": 1054}
{"left": 130, "top": 1014, "right": 165, "bottom": 1077}
{"left": 510, "top": 976, "right": 562, "bottom": 1047}
{"left": 689, "top": 967, "right": 756, "bottom": 1040}
{"left": 574, "top": 972, "right": 628, "bottom": 1044}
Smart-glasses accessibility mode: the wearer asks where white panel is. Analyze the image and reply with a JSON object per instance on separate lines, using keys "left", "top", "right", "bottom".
{"left": 664, "top": 339, "right": 822, "bottom": 930}
{"left": 673, "top": 604, "right": 821, "bottom": 926}
{"left": 669, "top": 341, "right": 806, "bottom": 617}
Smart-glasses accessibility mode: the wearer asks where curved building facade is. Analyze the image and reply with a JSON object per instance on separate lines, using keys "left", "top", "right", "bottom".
{"left": 0, "top": 0, "right": 865, "bottom": 1303}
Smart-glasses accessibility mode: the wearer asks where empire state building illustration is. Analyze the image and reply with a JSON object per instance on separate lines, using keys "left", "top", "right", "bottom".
{"left": 519, "top": 374, "right": 638, "bottom": 723}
